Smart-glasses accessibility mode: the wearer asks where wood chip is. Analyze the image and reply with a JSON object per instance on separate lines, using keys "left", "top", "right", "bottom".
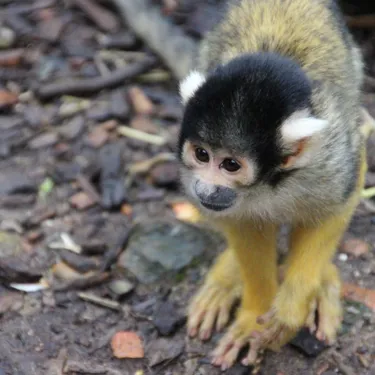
{"left": 78, "top": 291, "right": 121, "bottom": 311}
{"left": 128, "top": 86, "right": 154, "bottom": 115}
{"left": 340, "top": 238, "right": 370, "bottom": 258}
{"left": 342, "top": 283, "right": 375, "bottom": 311}
{"left": 70, "top": 191, "right": 97, "bottom": 210}
{"left": 171, "top": 202, "right": 200, "bottom": 223}
{"left": 111, "top": 331, "right": 144, "bottom": 359}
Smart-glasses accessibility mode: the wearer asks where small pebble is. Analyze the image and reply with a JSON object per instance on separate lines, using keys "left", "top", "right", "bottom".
{"left": 338, "top": 253, "right": 348, "bottom": 262}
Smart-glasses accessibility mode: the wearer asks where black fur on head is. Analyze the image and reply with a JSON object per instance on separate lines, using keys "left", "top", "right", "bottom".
{"left": 178, "top": 52, "right": 313, "bottom": 186}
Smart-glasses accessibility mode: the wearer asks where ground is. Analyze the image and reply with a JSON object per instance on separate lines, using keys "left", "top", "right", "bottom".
{"left": 0, "top": 1, "right": 374, "bottom": 375}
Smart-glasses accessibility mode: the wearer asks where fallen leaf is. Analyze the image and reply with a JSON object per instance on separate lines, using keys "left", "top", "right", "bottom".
{"left": 340, "top": 238, "right": 370, "bottom": 257}
{"left": 111, "top": 331, "right": 144, "bottom": 359}
{"left": 147, "top": 338, "right": 184, "bottom": 367}
{"left": 70, "top": 191, "right": 97, "bottom": 210}
{"left": 171, "top": 202, "right": 200, "bottom": 223}
{"left": 128, "top": 87, "right": 154, "bottom": 115}
{"left": 342, "top": 283, "right": 375, "bottom": 311}
{"left": 0, "top": 89, "right": 18, "bottom": 109}
{"left": 130, "top": 116, "right": 159, "bottom": 134}
{"left": 121, "top": 204, "right": 133, "bottom": 216}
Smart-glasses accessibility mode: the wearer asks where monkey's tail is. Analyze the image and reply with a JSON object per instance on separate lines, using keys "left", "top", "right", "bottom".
{"left": 112, "top": 0, "right": 198, "bottom": 81}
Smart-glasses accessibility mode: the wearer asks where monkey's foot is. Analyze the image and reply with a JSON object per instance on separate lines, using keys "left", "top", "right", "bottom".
{"left": 211, "top": 309, "right": 267, "bottom": 370}
{"left": 187, "top": 281, "right": 241, "bottom": 340}
{"left": 306, "top": 277, "right": 342, "bottom": 345}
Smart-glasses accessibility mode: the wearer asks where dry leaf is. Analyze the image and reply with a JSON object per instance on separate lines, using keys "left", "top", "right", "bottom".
{"left": 171, "top": 202, "right": 200, "bottom": 223}
{"left": 111, "top": 331, "right": 144, "bottom": 359}
{"left": 0, "top": 89, "right": 18, "bottom": 109}
{"left": 342, "top": 283, "right": 375, "bottom": 311}
{"left": 70, "top": 192, "right": 97, "bottom": 210}
{"left": 340, "top": 238, "right": 370, "bottom": 257}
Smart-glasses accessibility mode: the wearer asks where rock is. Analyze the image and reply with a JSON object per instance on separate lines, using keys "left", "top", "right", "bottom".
{"left": 0, "top": 231, "right": 23, "bottom": 258}
{"left": 290, "top": 328, "right": 328, "bottom": 357}
{"left": 111, "top": 89, "right": 130, "bottom": 120}
{"left": 38, "top": 17, "right": 64, "bottom": 42}
{"left": 49, "top": 162, "right": 82, "bottom": 184}
{"left": 57, "top": 116, "right": 85, "bottom": 140}
{"left": 0, "top": 115, "right": 23, "bottom": 130}
{"left": 149, "top": 161, "right": 179, "bottom": 188}
{"left": 111, "top": 331, "right": 144, "bottom": 359}
{"left": 108, "top": 279, "right": 134, "bottom": 297}
{"left": 147, "top": 338, "right": 184, "bottom": 366}
{"left": 152, "top": 301, "right": 185, "bottom": 336}
{"left": 0, "top": 171, "right": 37, "bottom": 195}
{"left": 0, "top": 290, "right": 24, "bottom": 314}
{"left": 59, "top": 249, "right": 99, "bottom": 273}
{"left": 118, "top": 220, "right": 210, "bottom": 283}
{"left": 0, "top": 26, "right": 15, "bottom": 49}
{"left": 99, "top": 143, "right": 126, "bottom": 209}
{"left": 29, "top": 132, "right": 58, "bottom": 149}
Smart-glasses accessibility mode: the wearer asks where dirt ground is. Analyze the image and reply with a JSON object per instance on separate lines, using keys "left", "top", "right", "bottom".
{"left": 0, "top": 1, "right": 374, "bottom": 375}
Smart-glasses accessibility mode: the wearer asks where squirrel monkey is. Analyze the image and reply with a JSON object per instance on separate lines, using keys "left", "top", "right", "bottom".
{"left": 177, "top": 0, "right": 367, "bottom": 370}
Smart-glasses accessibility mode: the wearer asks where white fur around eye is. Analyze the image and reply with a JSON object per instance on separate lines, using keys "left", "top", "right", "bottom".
{"left": 281, "top": 114, "right": 328, "bottom": 143}
{"left": 179, "top": 70, "right": 206, "bottom": 104}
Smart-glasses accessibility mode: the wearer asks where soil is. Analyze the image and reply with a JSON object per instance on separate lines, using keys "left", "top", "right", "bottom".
{"left": 0, "top": 1, "right": 374, "bottom": 375}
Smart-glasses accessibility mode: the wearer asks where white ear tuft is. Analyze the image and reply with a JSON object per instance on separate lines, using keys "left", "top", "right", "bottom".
{"left": 281, "top": 117, "right": 328, "bottom": 143}
{"left": 179, "top": 70, "right": 206, "bottom": 105}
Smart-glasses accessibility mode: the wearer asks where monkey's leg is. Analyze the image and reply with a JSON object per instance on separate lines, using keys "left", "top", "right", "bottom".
{"left": 305, "top": 263, "right": 342, "bottom": 345}
{"left": 211, "top": 221, "right": 278, "bottom": 370}
{"left": 187, "top": 248, "right": 242, "bottom": 340}
{"left": 250, "top": 201, "right": 360, "bottom": 357}
{"left": 250, "top": 149, "right": 366, "bottom": 356}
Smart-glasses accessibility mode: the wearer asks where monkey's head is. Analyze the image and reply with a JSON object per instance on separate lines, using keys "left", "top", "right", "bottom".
{"left": 177, "top": 53, "right": 329, "bottom": 217}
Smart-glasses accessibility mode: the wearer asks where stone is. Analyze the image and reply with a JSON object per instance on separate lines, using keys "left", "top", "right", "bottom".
{"left": 118, "top": 219, "right": 211, "bottom": 283}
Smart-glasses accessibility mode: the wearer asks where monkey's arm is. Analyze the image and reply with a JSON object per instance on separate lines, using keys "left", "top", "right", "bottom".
{"left": 112, "top": 0, "right": 198, "bottom": 80}
{"left": 210, "top": 221, "right": 280, "bottom": 369}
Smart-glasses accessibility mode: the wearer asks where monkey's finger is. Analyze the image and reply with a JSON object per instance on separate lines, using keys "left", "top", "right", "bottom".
{"left": 211, "top": 334, "right": 247, "bottom": 369}
{"left": 216, "top": 304, "right": 231, "bottom": 332}
{"left": 199, "top": 306, "right": 218, "bottom": 340}
{"left": 187, "top": 309, "right": 206, "bottom": 337}
{"left": 306, "top": 298, "right": 317, "bottom": 334}
{"left": 242, "top": 342, "right": 262, "bottom": 366}
{"left": 256, "top": 308, "right": 275, "bottom": 325}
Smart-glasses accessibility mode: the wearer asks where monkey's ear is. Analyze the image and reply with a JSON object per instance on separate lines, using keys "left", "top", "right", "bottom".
{"left": 281, "top": 116, "right": 328, "bottom": 144}
{"left": 179, "top": 70, "right": 206, "bottom": 105}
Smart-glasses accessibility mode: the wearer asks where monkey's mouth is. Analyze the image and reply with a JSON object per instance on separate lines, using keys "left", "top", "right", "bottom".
{"left": 200, "top": 201, "right": 233, "bottom": 212}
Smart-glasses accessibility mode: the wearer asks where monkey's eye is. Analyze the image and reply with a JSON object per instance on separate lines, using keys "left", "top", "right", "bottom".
{"left": 221, "top": 158, "right": 241, "bottom": 172}
{"left": 195, "top": 147, "right": 210, "bottom": 163}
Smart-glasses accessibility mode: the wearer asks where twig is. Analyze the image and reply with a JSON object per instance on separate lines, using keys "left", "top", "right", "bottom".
{"left": 331, "top": 351, "right": 356, "bottom": 375}
{"left": 53, "top": 272, "right": 110, "bottom": 291}
{"left": 76, "top": 174, "right": 101, "bottom": 204}
{"left": 117, "top": 125, "right": 166, "bottom": 145}
{"left": 128, "top": 152, "right": 176, "bottom": 176}
{"left": 70, "top": 0, "right": 120, "bottom": 33}
{"left": 112, "top": 0, "right": 197, "bottom": 80}
{"left": 35, "top": 57, "right": 157, "bottom": 100}
{"left": 78, "top": 292, "right": 121, "bottom": 311}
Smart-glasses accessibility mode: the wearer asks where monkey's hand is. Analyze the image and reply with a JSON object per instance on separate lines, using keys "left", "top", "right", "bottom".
{"left": 211, "top": 308, "right": 267, "bottom": 370}
{"left": 187, "top": 248, "right": 242, "bottom": 340}
{"left": 251, "top": 265, "right": 342, "bottom": 353}
{"left": 305, "top": 264, "right": 343, "bottom": 345}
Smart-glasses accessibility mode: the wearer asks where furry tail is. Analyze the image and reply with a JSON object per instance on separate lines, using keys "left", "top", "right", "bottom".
{"left": 112, "top": 0, "right": 198, "bottom": 80}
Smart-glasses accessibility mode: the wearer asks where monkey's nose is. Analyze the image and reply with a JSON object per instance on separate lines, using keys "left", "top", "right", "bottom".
{"left": 195, "top": 182, "right": 237, "bottom": 211}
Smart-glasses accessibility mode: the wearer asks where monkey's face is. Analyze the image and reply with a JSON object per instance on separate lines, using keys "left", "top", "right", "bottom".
{"left": 178, "top": 53, "right": 330, "bottom": 217}
{"left": 180, "top": 140, "right": 256, "bottom": 214}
